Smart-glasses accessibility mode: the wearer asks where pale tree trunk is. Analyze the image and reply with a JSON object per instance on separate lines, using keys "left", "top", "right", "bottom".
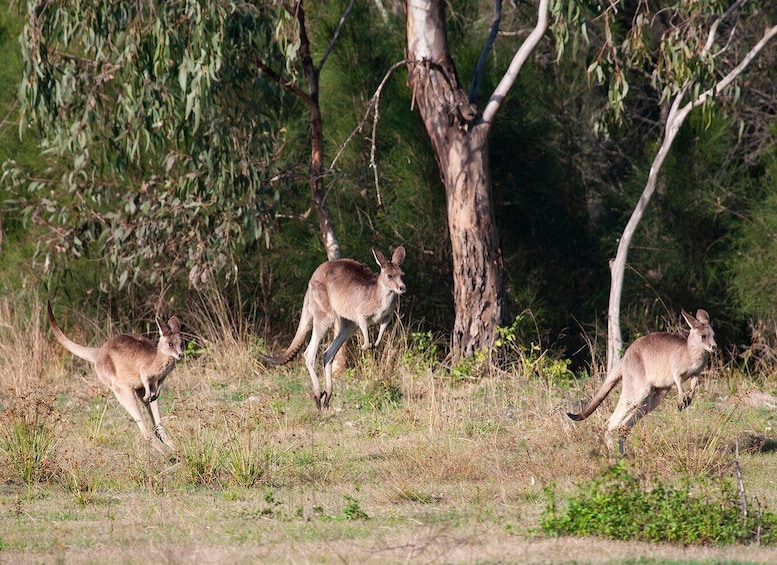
{"left": 607, "top": 21, "right": 777, "bottom": 371}
{"left": 405, "top": 0, "right": 549, "bottom": 358}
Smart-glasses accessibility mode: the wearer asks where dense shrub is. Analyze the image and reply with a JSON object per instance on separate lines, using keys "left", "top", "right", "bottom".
{"left": 541, "top": 462, "right": 777, "bottom": 545}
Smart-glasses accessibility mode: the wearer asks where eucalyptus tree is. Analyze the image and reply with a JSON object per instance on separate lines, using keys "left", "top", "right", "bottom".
{"left": 8, "top": 0, "right": 343, "bottom": 291}
{"left": 402, "top": 0, "right": 776, "bottom": 362}
{"left": 587, "top": 1, "right": 777, "bottom": 369}
{"left": 404, "top": 0, "right": 580, "bottom": 358}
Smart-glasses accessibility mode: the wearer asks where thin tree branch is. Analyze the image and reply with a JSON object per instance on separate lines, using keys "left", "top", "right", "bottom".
{"left": 481, "top": 0, "right": 549, "bottom": 127}
{"left": 317, "top": 0, "right": 356, "bottom": 73}
{"left": 692, "top": 23, "right": 777, "bottom": 111}
{"left": 469, "top": 0, "right": 502, "bottom": 104}
{"left": 329, "top": 59, "right": 413, "bottom": 207}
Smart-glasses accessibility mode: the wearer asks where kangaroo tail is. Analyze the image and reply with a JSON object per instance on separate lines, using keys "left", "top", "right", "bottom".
{"left": 567, "top": 366, "right": 623, "bottom": 421}
{"left": 259, "top": 292, "right": 313, "bottom": 366}
{"left": 46, "top": 301, "right": 100, "bottom": 364}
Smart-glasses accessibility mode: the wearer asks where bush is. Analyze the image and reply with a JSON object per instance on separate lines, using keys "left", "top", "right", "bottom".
{"left": 540, "top": 461, "right": 777, "bottom": 545}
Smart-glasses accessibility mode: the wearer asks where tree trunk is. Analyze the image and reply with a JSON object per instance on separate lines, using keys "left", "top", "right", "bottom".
{"left": 406, "top": 0, "right": 505, "bottom": 358}
{"left": 297, "top": 2, "right": 341, "bottom": 261}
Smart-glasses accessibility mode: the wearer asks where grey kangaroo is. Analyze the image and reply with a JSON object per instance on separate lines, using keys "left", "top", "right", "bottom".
{"left": 260, "top": 246, "right": 406, "bottom": 410}
{"left": 568, "top": 309, "right": 716, "bottom": 454}
{"left": 47, "top": 301, "right": 183, "bottom": 454}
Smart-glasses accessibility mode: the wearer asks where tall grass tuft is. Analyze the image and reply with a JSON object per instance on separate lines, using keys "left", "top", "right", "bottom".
{"left": 186, "top": 286, "right": 264, "bottom": 389}
{"left": 0, "top": 297, "right": 58, "bottom": 393}
{"left": 0, "top": 390, "right": 60, "bottom": 487}
{"left": 223, "top": 410, "right": 266, "bottom": 488}
{"left": 651, "top": 404, "right": 736, "bottom": 477}
{"left": 180, "top": 422, "right": 224, "bottom": 487}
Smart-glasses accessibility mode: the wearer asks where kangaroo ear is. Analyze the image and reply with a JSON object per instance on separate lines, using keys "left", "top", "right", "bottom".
{"left": 156, "top": 317, "right": 170, "bottom": 336}
{"left": 373, "top": 248, "right": 387, "bottom": 268}
{"left": 391, "top": 245, "right": 406, "bottom": 266}
{"left": 681, "top": 310, "right": 696, "bottom": 328}
{"left": 167, "top": 316, "right": 181, "bottom": 334}
{"left": 694, "top": 309, "right": 710, "bottom": 325}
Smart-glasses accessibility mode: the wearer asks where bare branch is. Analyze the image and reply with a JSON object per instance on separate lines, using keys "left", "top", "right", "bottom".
{"left": 702, "top": 0, "right": 747, "bottom": 56}
{"left": 481, "top": 0, "right": 550, "bottom": 127}
{"left": 694, "top": 23, "right": 777, "bottom": 109}
{"left": 317, "top": 0, "right": 356, "bottom": 72}
{"left": 469, "top": 0, "right": 502, "bottom": 104}
{"left": 329, "top": 59, "right": 412, "bottom": 206}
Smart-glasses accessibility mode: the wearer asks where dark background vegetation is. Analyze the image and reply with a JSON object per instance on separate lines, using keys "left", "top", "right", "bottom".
{"left": 1, "top": 1, "right": 776, "bottom": 369}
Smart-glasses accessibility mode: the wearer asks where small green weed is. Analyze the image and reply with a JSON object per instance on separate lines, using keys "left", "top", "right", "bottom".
{"left": 407, "top": 331, "right": 439, "bottom": 365}
{"left": 540, "top": 461, "right": 777, "bottom": 545}
{"left": 362, "top": 379, "right": 403, "bottom": 410}
{"left": 493, "top": 314, "right": 574, "bottom": 385}
{"left": 341, "top": 495, "right": 369, "bottom": 521}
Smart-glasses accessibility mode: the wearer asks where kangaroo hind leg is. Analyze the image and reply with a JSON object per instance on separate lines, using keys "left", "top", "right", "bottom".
{"left": 138, "top": 388, "right": 177, "bottom": 453}
{"left": 305, "top": 315, "right": 333, "bottom": 410}
{"left": 321, "top": 319, "right": 357, "bottom": 409}
{"left": 606, "top": 387, "right": 667, "bottom": 455}
{"left": 112, "top": 385, "right": 169, "bottom": 454}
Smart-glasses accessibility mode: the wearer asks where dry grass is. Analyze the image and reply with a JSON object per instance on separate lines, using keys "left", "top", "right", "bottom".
{"left": 1, "top": 294, "right": 777, "bottom": 563}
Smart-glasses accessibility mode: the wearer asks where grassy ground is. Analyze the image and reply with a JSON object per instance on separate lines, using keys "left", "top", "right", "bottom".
{"left": 2, "top": 296, "right": 777, "bottom": 563}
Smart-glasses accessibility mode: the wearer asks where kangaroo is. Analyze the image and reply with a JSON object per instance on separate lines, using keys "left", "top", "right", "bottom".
{"left": 260, "top": 246, "right": 406, "bottom": 410}
{"left": 47, "top": 301, "right": 183, "bottom": 455}
{"left": 567, "top": 309, "right": 716, "bottom": 454}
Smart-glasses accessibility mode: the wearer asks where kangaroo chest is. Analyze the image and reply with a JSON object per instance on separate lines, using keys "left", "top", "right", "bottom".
{"left": 365, "top": 293, "right": 398, "bottom": 324}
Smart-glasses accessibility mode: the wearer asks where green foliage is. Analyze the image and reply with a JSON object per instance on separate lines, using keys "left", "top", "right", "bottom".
{"left": 585, "top": 0, "right": 731, "bottom": 133}
{"left": 8, "top": 0, "right": 298, "bottom": 289}
{"left": 541, "top": 462, "right": 777, "bottom": 545}
{"left": 406, "top": 331, "right": 440, "bottom": 366}
{"left": 728, "top": 153, "right": 777, "bottom": 321}
{"left": 0, "top": 392, "right": 60, "bottom": 487}
{"left": 341, "top": 495, "right": 369, "bottom": 521}
{"left": 493, "top": 315, "right": 575, "bottom": 384}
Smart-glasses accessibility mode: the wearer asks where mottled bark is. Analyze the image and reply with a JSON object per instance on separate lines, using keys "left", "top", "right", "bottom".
{"left": 406, "top": 1, "right": 505, "bottom": 358}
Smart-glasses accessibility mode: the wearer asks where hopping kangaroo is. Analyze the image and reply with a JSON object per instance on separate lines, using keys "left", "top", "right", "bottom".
{"left": 261, "top": 246, "right": 406, "bottom": 410}
{"left": 568, "top": 309, "right": 716, "bottom": 454}
{"left": 47, "top": 302, "right": 183, "bottom": 454}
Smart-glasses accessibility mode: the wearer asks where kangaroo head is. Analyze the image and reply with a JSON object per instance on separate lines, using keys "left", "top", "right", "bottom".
{"left": 682, "top": 309, "right": 717, "bottom": 354}
{"left": 373, "top": 246, "right": 407, "bottom": 296}
{"left": 156, "top": 316, "right": 184, "bottom": 360}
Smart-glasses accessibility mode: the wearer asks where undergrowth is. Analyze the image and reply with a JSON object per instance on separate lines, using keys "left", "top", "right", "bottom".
{"left": 540, "top": 460, "right": 777, "bottom": 545}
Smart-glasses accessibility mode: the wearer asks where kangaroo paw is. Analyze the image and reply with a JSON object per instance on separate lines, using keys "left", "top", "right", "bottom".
{"left": 359, "top": 342, "right": 374, "bottom": 351}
